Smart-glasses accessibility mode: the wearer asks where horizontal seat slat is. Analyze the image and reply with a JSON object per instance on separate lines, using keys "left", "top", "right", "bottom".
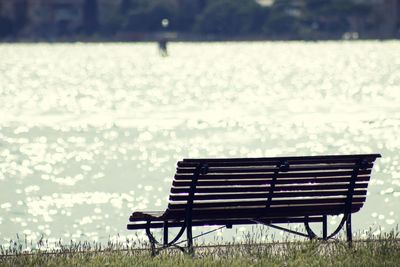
{"left": 174, "top": 169, "right": 371, "bottom": 181}
{"left": 168, "top": 197, "right": 366, "bottom": 210}
{"left": 169, "top": 190, "right": 367, "bottom": 201}
{"left": 172, "top": 176, "right": 370, "bottom": 187}
{"left": 183, "top": 202, "right": 365, "bottom": 212}
{"left": 166, "top": 204, "right": 363, "bottom": 219}
{"left": 176, "top": 164, "right": 373, "bottom": 174}
{"left": 170, "top": 183, "right": 368, "bottom": 194}
{"left": 127, "top": 216, "right": 325, "bottom": 229}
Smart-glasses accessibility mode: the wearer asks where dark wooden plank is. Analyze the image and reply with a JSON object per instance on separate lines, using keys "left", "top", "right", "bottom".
{"left": 166, "top": 204, "right": 363, "bottom": 219}
{"left": 169, "top": 190, "right": 367, "bottom": 201}
{"left": 127, "top": 216, "right": 325, "bottom": 229}
{"left": 168, "top": 197, "right": 366, "bottom": 210}
{"left": 178, "top": 155, "right": 381, "bottom": 168}
{"left": 176, "top": 164, "right": 373, "bottom": 174}
{"left": 174, "top": 169, "right": 371, "bottom": 181}
{"left": 172, "top": 176, "right": 371, "bottom": 187}
{"left": 178, "top": 160, "right": 373, "bottom": 168}
{"left": 170, "top": 183, "right": 368, "bottom": 194}
{"left": 182, "top": 154, "right": 381, "bottom": 162}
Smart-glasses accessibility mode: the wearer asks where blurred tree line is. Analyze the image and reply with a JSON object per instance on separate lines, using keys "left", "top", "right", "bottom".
{"left": 110, "top": 0, "right": 372, "bottom": 37}
{"left": 0, "top": 0, "right": 393, "bottom": 40}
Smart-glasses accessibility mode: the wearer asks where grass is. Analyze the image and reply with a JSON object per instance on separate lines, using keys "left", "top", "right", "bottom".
{"left": 1, "top": 228, "right": 399, "bottom": 267}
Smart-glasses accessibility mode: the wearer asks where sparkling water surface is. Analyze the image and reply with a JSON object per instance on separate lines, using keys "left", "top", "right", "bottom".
{"left": 0, "top": 42, "right": 399, "bottom": 246}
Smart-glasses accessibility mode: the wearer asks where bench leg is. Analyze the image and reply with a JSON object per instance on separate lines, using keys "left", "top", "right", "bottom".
{"left": 187, "top": 224, "right": 194, "bottom": 256}
{"left": 163, "top": 221, "right": 168, "bottom": 246}
{"left": 145, "top": 222, "right": 158, "bottom": 256}
{"left": 322, "top": 215, "right": 328, "bottom": 240}
{"left": 304, "top": 218, "right": 317, "bottom": 240}
{"left": 346, "top": 214, "right": 352, "bottom": 245}
{"left": 146, "top": 233, "right": 157, "bottom": 256}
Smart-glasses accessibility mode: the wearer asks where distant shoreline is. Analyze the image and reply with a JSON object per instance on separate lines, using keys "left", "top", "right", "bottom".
{"left": 1, "top": 38, "right": 398, "bottom": 44}
{"left": 1, "top": 32, "right": 398, "bottom": 43}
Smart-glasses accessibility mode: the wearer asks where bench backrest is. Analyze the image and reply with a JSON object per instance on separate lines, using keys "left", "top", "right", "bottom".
{"left": 166, "top": 154, "right": 381, "bottom": 220}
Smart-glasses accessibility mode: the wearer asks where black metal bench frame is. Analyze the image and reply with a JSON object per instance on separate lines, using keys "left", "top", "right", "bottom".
{"left": 127, "top": 154, "right": 381, "bottom": 255}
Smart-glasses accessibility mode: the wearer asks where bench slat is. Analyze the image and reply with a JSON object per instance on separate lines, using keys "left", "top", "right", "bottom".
{"left": 128, "top": 216, "right": 325, "bottom": 228}
{"left": 168, "top": 197, "right": 366, "bottom": 210}
{"left": 172, "top": 176, "right": 370, "bottom": 187}
{"left": 166, "top": 204, "right": 363, "bottom": 219}
{"left": 169, "top": 190, "right": 367, "bottom": 201}
{"left": 178, "top": 156, "right": 380, "bottom": 168}
{"left": 182, "top": 154, "right": 381, "bottom": 162}
{"left": 178, "top": 161, "right": 372, "bottom": 168}
{"left": 170, "top": 183, "right": 368, "bottom": 194}
{"left": 174, "top": 169, "right": 371, "bottom": 180}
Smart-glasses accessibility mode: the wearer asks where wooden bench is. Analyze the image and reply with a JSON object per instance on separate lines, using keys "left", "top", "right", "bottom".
{"left": 127, "top": 154, "right": 381, "bottom": 255}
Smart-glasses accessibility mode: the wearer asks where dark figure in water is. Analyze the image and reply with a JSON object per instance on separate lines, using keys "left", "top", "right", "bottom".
{"left": 158, "top": 38, "right": 168, "bottom": 56}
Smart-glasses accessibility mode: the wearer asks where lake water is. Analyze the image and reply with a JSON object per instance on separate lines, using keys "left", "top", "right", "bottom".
{"left": 0, "top": 41, "right": 399, "bottom": 247}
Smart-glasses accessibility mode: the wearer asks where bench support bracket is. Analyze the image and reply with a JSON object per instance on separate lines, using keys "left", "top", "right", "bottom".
{"left": 144, "top": 163, "right": 207, "bottom": 256}
{"left": 301, "top": 159, "right": 368, "bottom": 242}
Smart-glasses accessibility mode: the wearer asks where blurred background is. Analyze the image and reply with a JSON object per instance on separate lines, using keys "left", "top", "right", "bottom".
{"left": 0, "top": 0, "right": 400, "bottom": 42}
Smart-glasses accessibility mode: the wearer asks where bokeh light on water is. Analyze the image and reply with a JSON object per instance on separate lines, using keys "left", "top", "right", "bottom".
{"left": 0, "top": 41, "right": 399, "bottom": 244}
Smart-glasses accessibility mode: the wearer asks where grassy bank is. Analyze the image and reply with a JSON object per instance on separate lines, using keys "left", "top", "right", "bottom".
{"left": 1, "top": 230, "right": 399, "bottom": 267}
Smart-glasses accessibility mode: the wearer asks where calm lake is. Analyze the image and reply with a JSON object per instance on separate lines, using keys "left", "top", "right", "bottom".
{"left": 0, "top": 41, "right": 399, "bottom": 246}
